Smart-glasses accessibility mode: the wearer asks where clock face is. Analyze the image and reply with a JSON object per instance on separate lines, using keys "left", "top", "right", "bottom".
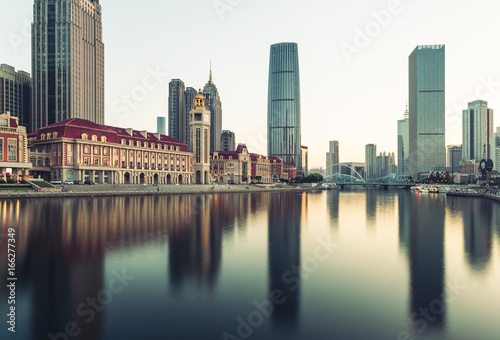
{"left": 480, "top": 160, "right": 487, "bottom": 171}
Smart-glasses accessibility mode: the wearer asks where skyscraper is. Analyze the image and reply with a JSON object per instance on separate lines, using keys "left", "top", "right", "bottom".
{"left": 220, "top": 130, "right": 236, "bottom": 151}
{"left": 0, "top": 64, "right": 31, "bottom": 132}
{"left": 490, "top": 128, "right": 500, "bottom": 171}
{"left": 301, "top": 145, "right": 308, "bottom": 176}
{"left": 408, "top": 45, "right": 446, "bottom": 179}
{"left": 326, "top": 140, "right": 339, "bottom": 177}
{"left": 168, "top": 79, "right": 186, "bottom": 142}
{"left": 462, "top": 100, "right": 494, "bottom": 161}
{"left": 157, "top": 116, "right": 166, "bottom": 135}
{"left": 447, "top": 145, "right": 462, "bottom": 173}
{"left": 184, "top": 87, "right": 197, "bottom": 150}
{"left": 397, "top": 105, "right": 409, "bottom": 176}
{"left": 203, "top": 68, "right": 222, "bottom": 151}
{"left": 32, "top": 0, "right": 104, "bottom": 132}
{"left": 365, "top": 144, "right": 377, "bottom": 179}
{"left": 268, "top": 42, "right": 302, "bottom": 171}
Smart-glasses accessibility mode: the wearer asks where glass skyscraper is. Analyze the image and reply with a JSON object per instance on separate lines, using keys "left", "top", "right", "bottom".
{"left": 365, "top": 144, "right": 377, "bottom": 179}
{"left": 268, "top": 42, "right": 302, "bottom": 171}
{"left": 157, "top": 116, "right": 166, "bottom": 135}
{"left": 397, "top": 106, "right": 409, "bottom": 176}
{"left": 409, "top": 45, "right": 446, "bottom": 179}
{"left": 0, "top": 64, "right": 32, "bottom": 132}
{"left": 462, "top": 100, "right": 494, "bottom": 161}
{"left": 203, "top": 69, "right": 222, "bottom": 152}
{"left": 168, "top": 79, "right": 186, "bottom": 142}
{"left": 32, "top": 0, "right": 104, "bottom": 132}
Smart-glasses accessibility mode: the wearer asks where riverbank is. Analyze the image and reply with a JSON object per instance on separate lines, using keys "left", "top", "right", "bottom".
{"left": 447, "top": 190, "right": 500, "bottom": 203}
{"left": 0, "top": 184, "right": 320, "bottom": 200}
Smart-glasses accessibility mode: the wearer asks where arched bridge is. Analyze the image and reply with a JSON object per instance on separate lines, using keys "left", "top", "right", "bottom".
{"left": 322, "top": 172, "right": 416, "bottom": 187}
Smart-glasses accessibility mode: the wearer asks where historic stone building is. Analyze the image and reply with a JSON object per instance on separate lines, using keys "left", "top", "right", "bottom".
{"left": 0, "top": 112, "right": 32, "bottom": 181}
{"left": 27, "top": 118, "right": 193, "bottom": 184}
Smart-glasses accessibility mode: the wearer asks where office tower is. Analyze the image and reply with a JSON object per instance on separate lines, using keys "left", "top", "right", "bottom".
{"left": 397, "top": 105, "right": 409, "bottom": 176}
{"left": 268, "top": 42, "right": 302, "bottom": 171}
{"left": 408, "top": 45, "right": 446, "bottom": 179}
{"left": 301, "top": 145, "right": 308, "bottom": 176}
{"left": 462, "top": 100, "right": 494, "bottom": 161}
{"left": 157, "top": 116, "right": 166, "bottom": 135}
{"left": 168, "top": 79, "right": 186, "bottom": 142}
{"left": 184, "top": 87, "right": 197, "bottom": 150}
{"left": 365, "top": 144, "right": 377, "bottom": 179}
{"left": 376, "top": 152, "right": 390, "bottom": 178}
{"left": 203, "top": 67, "right": 222, "bottom": 151}
{"left": 491, "top": 128, "right": 500, "bottom": 171}
{"left": 32, "top": 0, "right": 104, "bottom": 132}
{"left": 0, "top": 64, "right": 32, "bottom": 131}
{"left": 220, "top": 130, "right": 236, "bottom": 151}
{"left": 447, "top": 145, "right": 462, "bottom": 173}
{"left": 326, "top": 140, "right": 339, "bottom": 177}
{"left": 190, "top": 90, "right": 211, "bottom": 184}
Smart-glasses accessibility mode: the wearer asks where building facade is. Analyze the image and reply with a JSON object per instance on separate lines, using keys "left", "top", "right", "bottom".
{"left": 32, "top": 0, "right": 105, "bottom": 132}
{"left": 220, "top": 130, "right": 236, "bottom": 152}
{"left": 447, "top": 145, "right": 462, "bottom": 173}
{"left": 301, "top": 145, "right": 308, "bottom": 176}
{"left": 268, "top": 42, "right": 302, "bottom": 172}
{"left": 190, "top": 91, "right": 211, "bottom": 184}
{"left": 326, "top": 140, "right": 339, "bottom": 177}
{"left": 409, "top": 45, "right": 446, "bottom": 179}
{"left": 210, "top": 144, "right": 284, "bottom": 184}
{"left": 168, "top": 79, "right": 186, "bottom": 143}
{"left": 340, "top": 162, "right": 366, "bottom": 179}
{"left": 462, "top": 100, "right": 494, "bottom": 162}
{"left": 365, "top": 144, "right": 377, "bottom": 179}
{"left": 397, "top": 106, "right": 409, "bottom": 176}
{"left": 157, "top": 116, "right": 166, "bottom": 135}
{"left": 0, "top": 64, "right": 32, "bottom": 132}
{"left": 491, "top": 128, "right": 500, "bottom": 172}
{"left": 28, "top": 118, "right": 192, "bottom": 184}
{"left": 203, "top": 69, "right": 222, "bottom": 152}
{"left": 0, "top": 113, "right": 32, "bottom": 181}
{"left": 376, "top": 152, "right": 391, "bottom": 178}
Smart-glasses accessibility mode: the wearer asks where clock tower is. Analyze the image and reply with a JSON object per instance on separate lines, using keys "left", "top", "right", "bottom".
{"left": 190, "top": 90, "right": 211, "bottom": 184}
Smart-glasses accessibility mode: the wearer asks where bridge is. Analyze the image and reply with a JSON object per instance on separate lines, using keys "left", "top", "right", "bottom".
{"left": 321, "top": 164, "right": 416, "bottom": 187}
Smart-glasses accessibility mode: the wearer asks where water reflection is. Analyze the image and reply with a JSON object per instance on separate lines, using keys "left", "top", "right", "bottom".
{"left": 268, "top": 192, "right": 302, "bottom": 329}
{"left": 398, "top": 191, "right": 410, "bottom": 255}
{"left": 365, "top": 190, "right": 377, "bottom": 225}
{"left": 408, "top": 193, "right": 446, "bottom": 334}
{"left": 326, "top": 191, "right": 340, "bottom": 228}
{"left": 462, "top": 199, "right": 493, "bottom": 272}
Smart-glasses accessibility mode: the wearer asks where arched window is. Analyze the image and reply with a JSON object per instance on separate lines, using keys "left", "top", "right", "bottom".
{"left": 92, "top": 135, "right": 98, "bottom": 141}
{"left": 47, "top": 133, "right": 52, "bottom": 139}
{"left": 81, "top": 133, "right": 88, "bottom": 140}
{"left": 41, "top": 134, "right": 46, "bottom": 140}
{"left": 84, "top": 145, "right": 90, "bottom": 154}
{"left": 53, "top": 132, "right": 58, "bottom": 138}
{"left": 101, "top": 136, "right": 107, "bottom": 142}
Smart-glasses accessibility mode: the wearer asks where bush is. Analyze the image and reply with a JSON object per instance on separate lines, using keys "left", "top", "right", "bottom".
{"left": 20, "top": 180, "right": 27, "bottom": 184}
{"left": 7, "top": 179, "right": 16, "bottom": 184}
{"left": 0, "top": 180, "right": 6, "bottom": 184}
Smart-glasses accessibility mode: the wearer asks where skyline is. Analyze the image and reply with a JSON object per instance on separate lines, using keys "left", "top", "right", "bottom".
{"left": 2, "top": 0, "right": 500, "bottom": 167}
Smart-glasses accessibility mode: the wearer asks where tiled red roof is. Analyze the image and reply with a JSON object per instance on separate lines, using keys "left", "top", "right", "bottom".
{"left": 235, "top": 144, "right": 248, "bottom": 153}
{"left": 31, "top": 118, "right": 189, "bottom": 152}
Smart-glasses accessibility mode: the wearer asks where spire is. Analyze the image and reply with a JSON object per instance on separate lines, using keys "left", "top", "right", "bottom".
{"left": 404, "top": 102, "right": 409, "bottom": 119}
{"left": 209, "top": 61, "right": 213, "bottom": 84}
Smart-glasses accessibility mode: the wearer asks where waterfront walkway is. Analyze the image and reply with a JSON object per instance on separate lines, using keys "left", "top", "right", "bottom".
{"left": 447, "top": 190, "right": 500, "bottom": 203}
{"left": 0, "top": 184, "right": 318, "bottom": 199}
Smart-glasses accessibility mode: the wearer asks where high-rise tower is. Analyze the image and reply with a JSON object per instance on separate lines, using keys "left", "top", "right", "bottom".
{"left": 203, "top": 66, "right": 222, "bottom": 152}
{"left": 168, "top": 79, "right": 186, "bottom": 142}
{"left": 32, "top": 0, "right": 104, "bottom": 132}
{"left": 267, "top": 42, "right": 302, "bottom": 171}
{"left": 462, "top": 100, "right": 494, "bottom": 161}
{"left": 397, "top": 105, "right": 410, "bottom": 176}
{"left": 365, "top": 144, "right": 377, "bottom": 179}
{"left": 0, "top": 64, "right": 32, "bottom": 132}
{"left": 190, "top": 90, "right": 211, "bottom": 184}
{"left": 409, "top": 45, "right": 446, "bottom": 179}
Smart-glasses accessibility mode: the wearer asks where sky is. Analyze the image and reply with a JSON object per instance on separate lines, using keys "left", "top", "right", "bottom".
{"left": 1, "top": 0, "right": 500, "bottom": 168}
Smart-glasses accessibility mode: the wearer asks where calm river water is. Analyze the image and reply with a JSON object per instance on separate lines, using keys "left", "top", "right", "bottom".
{"left": 1, "top": 190, "right": 499, "bottom": 340}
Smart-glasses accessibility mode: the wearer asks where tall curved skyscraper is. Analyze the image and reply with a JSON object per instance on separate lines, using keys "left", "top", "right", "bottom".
{"left": 268, "top": 42, "right": 302, "bottom": 172}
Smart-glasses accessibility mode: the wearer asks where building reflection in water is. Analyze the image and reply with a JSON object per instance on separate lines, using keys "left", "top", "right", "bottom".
{"left": 408, "top": 193, "right": 446, "bottom": 334}
{"left": 268, "top": 192, "right": 302, "bottom": 329}
{"left": 461, "top": 199, "right": 493, "bottom": 272}
{"left": 365, "top": 190, "right": 377, "bottom": 226}
{"left": 398, "top": 191, "right": 410, "bottom": 255}
{"left": 326, "top": 191, "right": 340, "bottom": 229}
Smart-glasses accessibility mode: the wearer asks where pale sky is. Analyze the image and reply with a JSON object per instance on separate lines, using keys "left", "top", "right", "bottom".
{"left": 1, "top": 0, "right": 500, "bottom": 168}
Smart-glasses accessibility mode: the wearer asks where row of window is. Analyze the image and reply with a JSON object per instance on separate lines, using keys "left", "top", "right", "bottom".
{"left": 0, "top": 138, "right": 18, "bottom": 162}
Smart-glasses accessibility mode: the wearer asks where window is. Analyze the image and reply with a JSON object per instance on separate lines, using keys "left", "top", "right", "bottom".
{"left": 84, "top": 158, "right": 90, "bottom": 165}
{"left": 30, "top": 157, "right": 35, "bottom": 166}
{"left": 121, "top": 139, "right": 126, "bottom": 145}
{"left": 7, "top": 139, "right": 17, "bottom": 161}
{"left": 47, "top": 133, "right": 52, "bottom": 139}
{"left": 92, "top": 135, "right": 98, "bottom": 141}
{"left": 94, "top": 146, "right": 100, "bottom": 154}
{"left": 82, "top": 133, "right": 88, "bottom": 140}
{"left": 0, "top": 119, "right": 8, "bottom": 127}
{"left": 53, "top": 132, "right": 58, "bottom": 138}
{"left": 45, "top": 158, "right": 50, "bottom": 166}
{"left": 103, "top": 159, "right": 108, "bottom": 166}
{"left": 101, "top": 136, "right": 107, "bottom": 142}
{"left": 84, "top": 145, "right": 90, "bottom": 154}
{"left": 104, "top": 147, "right": 109, "bottom": 155}
{"left": 0, "top": 138, "right": 3, "bottom": 161}
{"left": 94, "top": 158, "right": 99, "bottom": 165}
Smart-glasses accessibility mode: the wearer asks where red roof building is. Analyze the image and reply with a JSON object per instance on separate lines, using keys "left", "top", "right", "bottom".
{"left": 0, "top": 112, "right": 32, "bottom": 181}
{"left": 210, "top": 144, "right": 285, "bottom": 184}
{"left": 28, "top": 118, "right": 193, "bottom": 184}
